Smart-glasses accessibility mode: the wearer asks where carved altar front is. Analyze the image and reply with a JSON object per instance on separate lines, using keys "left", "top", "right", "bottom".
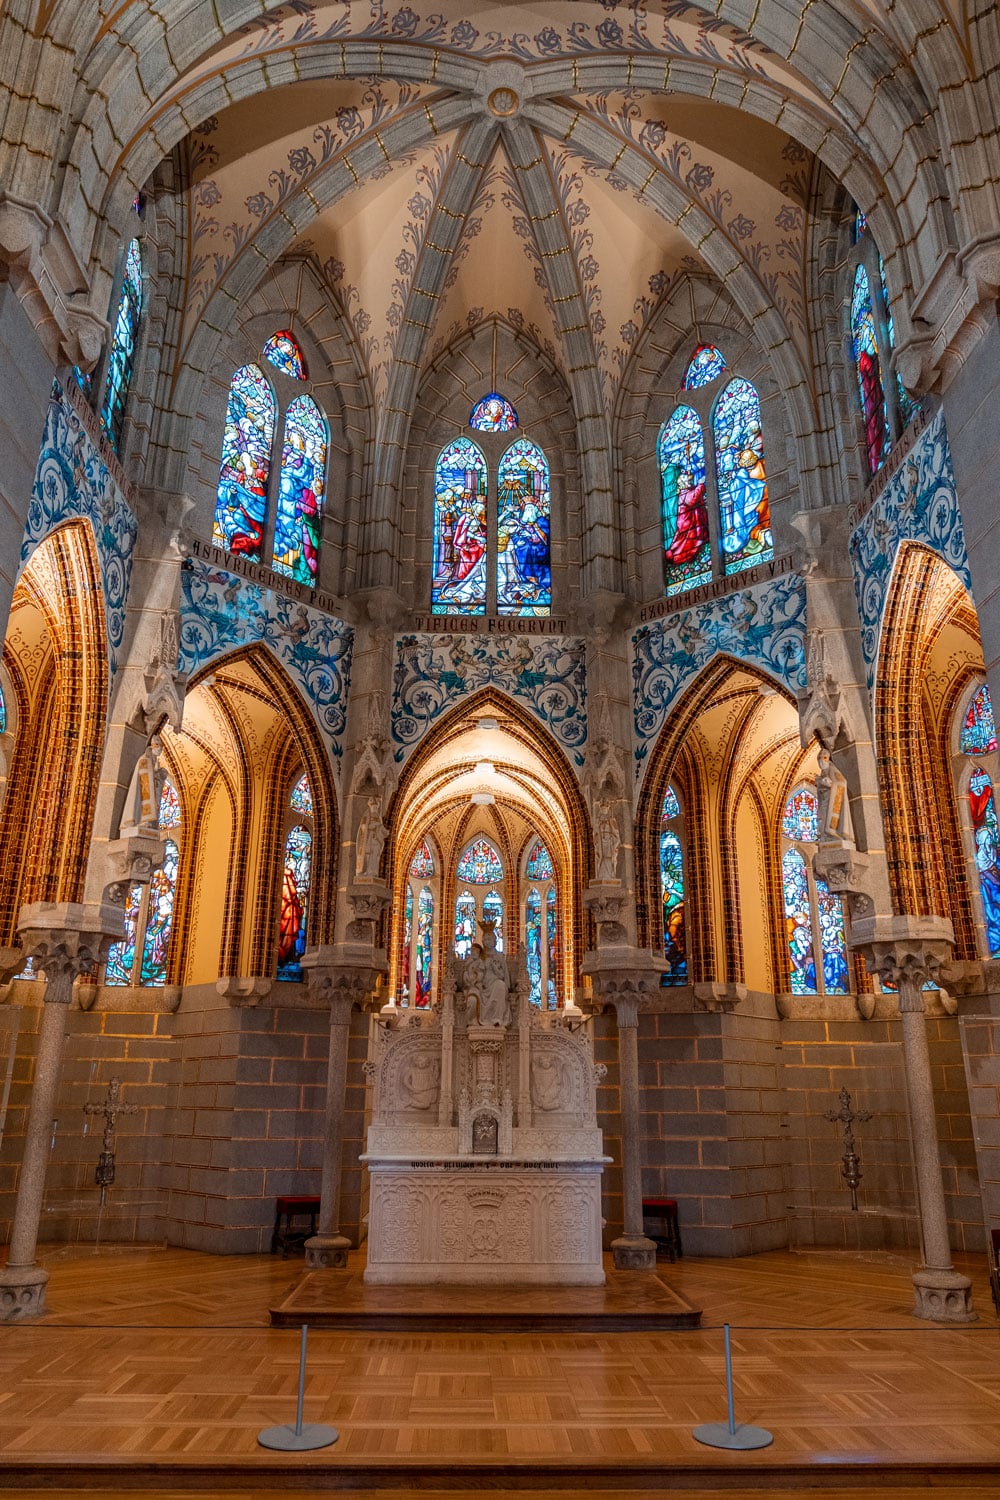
{"left": 361, "top": 936, "right": 608, "bottom": 1285}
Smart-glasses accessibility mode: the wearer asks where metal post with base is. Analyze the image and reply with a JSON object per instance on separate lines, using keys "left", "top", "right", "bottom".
{"left": 257, "top": 1325, "right": 339, "bottom": 1452}
{"left": 693, "top": 1323, "right": 773, "bottom": 1451}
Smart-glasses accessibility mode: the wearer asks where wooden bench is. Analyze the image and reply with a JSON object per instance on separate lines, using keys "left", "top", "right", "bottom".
{"left": 642, "top": 1197, "right": 682, "bottom": 1263}
{"left": 271, "top": 1194, "right": 321, "bottom": 1258}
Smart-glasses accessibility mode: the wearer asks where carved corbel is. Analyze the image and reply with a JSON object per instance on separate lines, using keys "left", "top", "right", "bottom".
{"left": 216, "top": 976, "right": 273, "bottom": 1005}
{"left": 797, "top": 631, "right": 846, "bottom": 751}
{"left": 694, "top": 982, "right": 746, "bottom": 1014}
{"left": 583, "top": 883, "right": 628, "bottom": 946}
{"left": 813, "top": 842, "right": 874, "bottom": 922}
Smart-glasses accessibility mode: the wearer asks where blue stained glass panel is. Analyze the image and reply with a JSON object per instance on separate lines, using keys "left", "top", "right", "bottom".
{"left": 816, "top": 878, "right": 850, "bottom": 994}
{"left": 99, "top": 239, "right": 143, "bottom": 454}
{"left": 0, "top": 681, "right": 6, "bottom": 736}
{"left": 962, "top": 685, "right": 998, "bottom": 756}
{"left": 431, "top": 437, "right": 488, "bottom": 616}
{"left": 457, "top": 838, "right": 503, "bottom": 884}
{"left": 401, "top": 886, "right": 413, "bottom": 1003}
{"left": 782, "top": 787, "right": 819, "bottom": 844}
{"left": 262, "top": 330, "right": 306, "bottom": 379}
{"left": 414, "top": 886, "right": 433, "bottom": 1007}
{"left": 662, "top": 785, "right": 680, "bottom": 822}
{"left": 660, "top": 828, "right": 686, "bottom": 985}
{"left": 714, "top": 378, "right": 773, "bottom": 576}
{"left": 497, "top": 438, "right": 551, "bottom": 617}
{"left": 290, "top": 773, "right": 313, "bottom": 816}
{"left": 212, "top": 364, "right": 276, "bottom": 560}
{"left": 525, "top": 840, "right": 553, "bottom": 880}
{"left": 483, "top": 889, "right": 504, "bottom": 951}
{"left": 970, "top": 767, "right": 1000, "bottom": 956}
{"left": 783, "top": 847, "right": 817, "bottom": 993}
{"left": 854, "top": 207, "right": 868, "bottom": 242}
{"left": 546, "top": 887, "right": 557, "bottom": 1008}
{"left": 409, "top": 839, "right": 434, "bottom": 877}
{"left": 272, "top": 394, "right": 327, "bottom": 585}
{"left": 526, "top": 887, "right": 542, "bottom": 1006}
{"left": 878, "top": 255, "right": 919, "bottom": 427}
{"left": 105, "top": 882, "right": 143, "bottom": 985}
{"left": 683, "top": 344, "right": 727, "bottom": 390}
{"left": 454, "top": 890, "right": 476, "bottom": 959}
{"left": 469, "top": 392, "right": 518, "bottom": 431}
{"left": 159, "top": 779, "right": 181, "bottom": 828}
{"left": 852, "top": 265, "right": 889, "bottom": 474}
{"left": 659, "top": 406, "right": 711, "bottom": 597}
{"left": 277, "top": 825, "right": 312, "bottom": 981}
{"left": 140, "top": 838, "right": 178, "bottom": 986}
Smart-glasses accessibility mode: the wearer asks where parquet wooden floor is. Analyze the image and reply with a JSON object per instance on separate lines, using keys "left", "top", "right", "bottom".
{"left": 0, "top": 1242, "right": 997, "bottom": 1496}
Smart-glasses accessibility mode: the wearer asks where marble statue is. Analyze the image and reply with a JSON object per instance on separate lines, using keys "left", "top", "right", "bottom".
{"left": 355, "top": 794, "right": 388, "bottom": 879}
{"left": 817, "top": 747, "right": 855, "bottom": 844}
{"left": 594, "top": 796, "right": 622, "bottom": 881}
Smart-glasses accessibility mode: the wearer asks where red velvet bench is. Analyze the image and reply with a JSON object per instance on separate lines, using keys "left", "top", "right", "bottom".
{"left": 271, "top": 1194, "right": 321, "bottom": 1258}
{"left": 642, "top": 1197, "right": 682, "bottom": 1263}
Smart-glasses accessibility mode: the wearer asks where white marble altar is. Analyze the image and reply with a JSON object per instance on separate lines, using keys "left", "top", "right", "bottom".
{"left": 362, "top": 928, "right": 608, "bottom": 1285}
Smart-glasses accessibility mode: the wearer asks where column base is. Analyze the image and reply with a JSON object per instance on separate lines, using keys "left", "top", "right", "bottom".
{"left": 304, "top": 1233, "right": 351, "bottom": 1270}
{"left": 0, "top": 1264, "right": 49, "bottom": 1322}
{"left": 911, "top": 1267, "right": 975, "bottom": 1322}
{"left": 611, "top": 1234, "right": 658, "bottom": 1271}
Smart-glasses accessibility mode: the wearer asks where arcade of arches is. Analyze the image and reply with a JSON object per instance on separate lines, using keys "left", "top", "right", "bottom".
{"left": 1, "top": 0, "right": 1000, "bottom": 1414}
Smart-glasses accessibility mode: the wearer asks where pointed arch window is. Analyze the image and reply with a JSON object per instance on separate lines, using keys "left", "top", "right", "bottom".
{"left": 213, "top": 364, "right": 276, "bottom": 561}
{"left": 277, "top": 772, "right": 313, "bottom": 982}
{"left": 659, "top": 405, "right": 710, "bottom": 597}
{"left": 780, "top": 785, "right": 849, "bottom": 995}
{"left": 684, "top": 344, "right": 727, "bottom": 390}
{"left": 457, "top": 838, "right": 503, "bottom": 884}
{"left": 409, "top": 839, "right": 434, "bottom": 878}
{"left": 399, "top": 838, "right": 437, "bottom": 1006}
{"left": 470, "top": 392, "right": 518, "bottom": 432}
{"left": 961, "top": 683, "right": 997, "bottom": 756}
{"left": 263, "top": 330, "right": 307, "bottom": 379}
{"left": 523, "top": 837, "right": 558, "bottom": 1008}
{"left": 958, "top": 684, "right": 1000, "bottom": 958}
{"left": 660, "top": 786, "right": 686, "bottom": 985}
{"left": 106, "top": 778, "right": 179, "bottom": 987}
{"left": 272, "top": 394, "right": 327, "bottom": 585}
{"left": 99, "top": 238, "right": 143, "bottom": 454}
{"left": 851, "top": 265, "right": 889, "bottom": 475}
{"left": 714, "top": 378, "right": 772, "bottom": 576}
{"left": 432, "top": 436, "right": 489, "bottom": 616}
{"left": 453, "top": 839, "right": 504, "bottom": 958}
{"left": 497, "top": 438, "right": 551, "bottom": 616}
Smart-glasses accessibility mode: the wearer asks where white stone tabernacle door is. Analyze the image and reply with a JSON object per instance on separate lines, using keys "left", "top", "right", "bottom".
{"left": 362, "top": 926, "right": 609, "bottom": 1285}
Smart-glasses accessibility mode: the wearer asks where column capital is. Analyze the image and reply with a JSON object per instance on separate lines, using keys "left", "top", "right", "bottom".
{"left": 302, "top": 951, "right": 387, "bottom": 1013}
{"left": 851, "top": 914, "right": 954, "bottom": 1010}
{"left": 15, "top": 901, "right": 124, "bottom": 995}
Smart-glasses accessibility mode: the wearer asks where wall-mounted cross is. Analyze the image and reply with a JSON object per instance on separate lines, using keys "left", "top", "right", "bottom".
{"left": 83, "top": 1077, "right": 139, "bottom": 1204}
{"left": 824, "top": 1085, "right": 873, "bottom": 1213}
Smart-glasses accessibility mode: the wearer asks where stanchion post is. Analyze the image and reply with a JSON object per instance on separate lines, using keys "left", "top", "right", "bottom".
{"left": 692, "top": 1323, "right": 773, "bottom": 1452}
{"left": 257, "top": 1324, "right": 340, "bottom": 1452}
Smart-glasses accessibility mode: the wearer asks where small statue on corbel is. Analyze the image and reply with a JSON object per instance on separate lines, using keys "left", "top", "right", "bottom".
{"left": 355, "top": 794, "right": 388, "bottom": 880}
{"left": 128, "top": 734, "right": 168, "bottom": 836}
{"left": 816, "top": 745, "right": 855, "bottom": 845}
{"left": 593, "top": 796, "right": 622, "bottom": 882}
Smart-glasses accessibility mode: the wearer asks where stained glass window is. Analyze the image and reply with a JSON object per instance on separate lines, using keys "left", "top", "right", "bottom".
{"left": 525, "top": 840, "right": 554, "bottom": 880}
{"left": 782, "top": 847, "right": 818, "bottom": 994}
{"left": 99, "top": 239, "right": 143, "bottom": 453}
{"left": 470, "top": 392, "right": 518, "bottom": 431}
{"left": 878, "top": 255, "right": 919, "bottom": 427}
{"left": 714, "top": 378, "right": 772, "bottom": 576}
{"left": 962, "top": 685, "right": 998, "bottom": 755}
{"left": 497, "top": 438, "right": 551, "bottom": 617}
{"left": 139, "top": 839, "right": 178, "bottom": 986}
{"left": 659, "top": 405, "right": 711, "bottom": 597}
{"left": 212, "top": 364, "right": 276, "bottom": 560}
{"left": 854, "top": 207, "right": 868, "bottom": 242}
{"left": 71, "top": 366, "right": 93, "bottom": 398}
{"left": 402, "top": 886, "right": 413, "bottom": 1003}
{"left": 851, "top": 265, "right": 889, "bottom": 475}
{"left": 262, "top": 330, "right": 306, "bottom": 379}
{"left": 684, "top": 344, "right": 727, "bottom": 390}
{"left": 662, "top": 785, "right": 680, "bottom": 820}
{"left": 409, "top": 839, "right": 434, "bottom": 877}
{"left": 660, "top": 832, "right": 686, "bottom": 986}
{"left": 431, "top": 437, "right": 488, "bottom": 615}
{"left": 159, "top": 779, "right": 181, "bottom": 828}
{"left": 272, "top": 394, "right": 327, "bottom": 585}
{"left": 816, "top": 878, "right": 850, "bottom": 994}
{"left": 782, "top": 787, "right": 819, "bottom": 844}
{"left": 414, "top": 886, "right": 434, "bottom": 1006}
{"left": 455, "top": 890, "right": 476, "bottom": 959}
{"left": 105, "top": 882, "right": 143, "bottom": 985}
{"left": 483, "top": 889, "right": 504, "bottom": 951}
{"left": 546, "top": 887, "right": 557, "bottom": 1007}
{"left": 277, "top": 825, "right": 311, "bottom": 981}
{"left": 0, "top": 681, "right": 6, "bottom": 735}
{"left": 527, "top": 889, "right": 543, "bottom": 1006}
{"left": 969, "top": 767, "right": 1000, "bottom": 957}
{"left": 290, "top": 773, "right": 313, "bottom": 816}
{"left": 457, "top": 838, "right": 503, "bottom": 884}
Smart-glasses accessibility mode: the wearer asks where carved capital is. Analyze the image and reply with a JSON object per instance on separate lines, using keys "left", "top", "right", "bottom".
{"left": 348, "top": 883, "right": 391, "bottom": 923}
{"left": 0, "top": 197, "right": 106, "bottom": 367}
{"left": 302, "top": 951, "right": 386, "bottom": 1013}
{"left": 850, "top": 914, "right": 954, "bottom": 1010}
{"left": 15, "top": 901, "right": 125, "bottom": 996}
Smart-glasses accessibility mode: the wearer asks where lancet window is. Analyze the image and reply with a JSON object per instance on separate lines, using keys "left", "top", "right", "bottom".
{"left": 959, "top": 684, "right": 1000, "bottom": 958}
{"left": 657, "top": 345, "right": 772, "bottom": 598}
{"left": 453, "top": 838, "right": 505, "bottom": 958}
{"left": 523, "top": 838, "right": 558, "bottom": 1009}
{"left": 660, "top": 786, "right": 687, "bottom": 986}
{"left": 98, "top": 238, "right": 144, "bottom": 454}
{"left": 431, "top": 397, "right": 551, "bottom": 618}
{"left": 400, "top": 840, "right": 437, "bottom": 1008}
{"left": 277, "top": 773, "right": 313, "bottom": 982}
{"left": 212, "top": 330, "right": 328, "bottom": 583}
{"left": 105, "top": 779, "right": 180, "bottom": 987}
{"left": 848, "top": 208, "right": 918, "bottom": 476}
{"left": 780, "top": 785, "right": 849, "bottom": 996}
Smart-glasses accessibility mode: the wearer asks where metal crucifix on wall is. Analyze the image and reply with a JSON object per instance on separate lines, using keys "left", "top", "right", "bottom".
{"left": 83, "top": 1078, "right": 138, "bottom": 1207}
{"left": 824, "top": 1086, "right": 873, "bottom": 1213}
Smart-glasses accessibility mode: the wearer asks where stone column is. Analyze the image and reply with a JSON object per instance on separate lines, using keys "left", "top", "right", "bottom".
{"left": 853, "top": 914, "right": 975, "bottom": 1322}
{"left": 302, "top": 962, "right": 383, "bottom": 1270}
{"left": 609, "top": 992, "right": 657, "bottom": 1270}
{"left": 0, "top": 903, "right": 121, "bottom": 1321}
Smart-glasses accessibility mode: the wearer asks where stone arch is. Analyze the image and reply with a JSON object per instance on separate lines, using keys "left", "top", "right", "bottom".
{"left": 0, "top": 520, "right": 108, "bottom": 944}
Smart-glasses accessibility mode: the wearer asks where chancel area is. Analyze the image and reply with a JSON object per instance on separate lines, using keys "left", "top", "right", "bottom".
{"left": 1, "top": 0, "right": 1000, "bottom": 1488}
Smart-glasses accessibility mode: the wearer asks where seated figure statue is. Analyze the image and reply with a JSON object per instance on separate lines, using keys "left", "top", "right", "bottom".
{"left": 461, "top": 923, "right": 511, "bottom": 1027}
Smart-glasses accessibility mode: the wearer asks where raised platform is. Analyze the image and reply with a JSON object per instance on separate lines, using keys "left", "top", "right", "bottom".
{"left": 270, "top": 1258, "right": 702, "bottom": 1330}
